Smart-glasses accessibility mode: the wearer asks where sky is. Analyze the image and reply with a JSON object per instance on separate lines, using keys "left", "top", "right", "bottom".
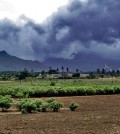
{"left": 0, "top": 0, "right": 69, "bottom": 23}
{"left": 0, "top": 0, "right": 120, "bottom": 65}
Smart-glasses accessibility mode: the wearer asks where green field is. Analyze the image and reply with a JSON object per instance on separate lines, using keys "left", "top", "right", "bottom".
{"left": 0, "top": 78, "right": 120, "bottom": 98}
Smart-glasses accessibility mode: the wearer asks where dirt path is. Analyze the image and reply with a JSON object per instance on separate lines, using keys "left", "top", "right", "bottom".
{"left": 0, "top": 95, "right": 120, "bottom": 134}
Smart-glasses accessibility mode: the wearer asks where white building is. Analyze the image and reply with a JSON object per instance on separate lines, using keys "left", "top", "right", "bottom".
{"left": 46, "top": 74, "right": 62, "bottom": 78}
{"left": 80, "top": 74, "right": 89, "bottom": 78}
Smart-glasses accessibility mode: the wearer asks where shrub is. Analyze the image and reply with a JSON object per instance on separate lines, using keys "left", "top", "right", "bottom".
{"left": 96, "top": 89, "right": 105, "bottom": 95}
{"left": 76, "top": 88, "right": 86, "bottom": 96}
{"left": 16, "top": 99, "right": 28, "bottom": 111}
{"left": 23, "top": 93, "right": 30, "bottom": 98}
{"left": 34, "top": 99, "right": 43, "bottom": 108}
{"left": 46, "top": 89, "right": 58, "bottom": 97}
{"left": 22, "top": 101, "right": 37, "bottom": 113}
{"left": 85, "top": 89, "right": 96, "bottom": 95}
{"left": 104, "top": 88, "right": 115, "bottom": 95}
{"left": 16, "top": 99, "right": 37, "bottom": 113}
{"left": 114, "top": 87, "right": 120, "bottom": 94}
{"left": 15, "top": 92, "right": 24, "bottom": 98}
{"left": 34, "top": 99, "right": 43, "bottom": 111}
{"left": 0, "top": 95, "right": 12, "bottom": 112}
{"left": 49, "top": 101, "right": 64, "bottom": 112}
{"left": 50, "top": 82, "right": 56, "bottom": 86}
{"left": 69, "top": 101, "right": 78, "bottom": 111}
{"left": 41, "top": 102, "right": 49, "bottom": 112}
{"left": 45, "top": 98, "right": 55, "bottom": 103}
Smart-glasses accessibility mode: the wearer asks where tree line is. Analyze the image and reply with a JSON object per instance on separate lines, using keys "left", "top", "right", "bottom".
{"left": 0, "top": 67, "right": 120, "bottom": 81}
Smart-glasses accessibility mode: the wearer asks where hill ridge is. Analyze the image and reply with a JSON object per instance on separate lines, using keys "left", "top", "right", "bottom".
{"left": 0, "top": 51, "right": 46, "bottom": 71}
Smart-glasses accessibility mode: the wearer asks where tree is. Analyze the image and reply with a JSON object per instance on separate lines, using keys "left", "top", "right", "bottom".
{"left": 49, "top": 66, "right": 52, "bottom": 70}
{"left": 48, "top": 69, "right": 58, "bottom": 74}
{"left": 18, "top": 71, "right": 25, "bottom": 85}
{"left": 76, "top": 69, "right": 79, "bottom": 73}
{"left": 17, "top": 68, "right": 29, "bottom": 84}
{"left": 102, "top": 69, "right": 105, "bottom": 74}
{"left": 22, "top": 68, "right": 29, "bottom": 78}
{"left": 89, "top": 72, "right": 96, "bottom": 79}
{"left": 117, "top": 70, "right": 120, "bottom": 77}
{"left": 56, "top": 68, "right": 59, "bottom": 72}
{"left": 72, "top": 73, "right": 80, "bottom": 78}
{"left": 66, "top": 67, "right": 69, "bottom": 72}
{"left": 41, "top": 70, "right": 46, "bottom": 78}
{"left": 97, "top": 68, "right": 100, "bottom": 74}
{"left": 30, "top": 69, "right": 34, "bottom": 77}
{"left": 61, "top": 66, "right": 64, "bottom": 72}
{"left": 117, "top": 70, "right": 120, "bottom": 73}
{"left": 112, "top": 70, "right": 115, "bottom": 75}
{"left": 110, "top": 70, "right": 115, "bottom": 77}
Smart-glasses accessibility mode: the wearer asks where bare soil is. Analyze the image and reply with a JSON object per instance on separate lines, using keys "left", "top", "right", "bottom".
{"left": 0, "top": 95, "right": 120, "bottom": 134}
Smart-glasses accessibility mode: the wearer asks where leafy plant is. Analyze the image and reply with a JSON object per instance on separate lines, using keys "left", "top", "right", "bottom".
{"left": 0, "top": 95, "right": 12, "bottom": 112}
{"left": 69, "top": 101, "right": 78, "bottom": 111}
{"left": 22, "top": 101, "right": 37, "bottom": 113}
{"left": 17, "top": 99, "right": 37, "bottom": 113}
{"left": 45, "top": 98, "right": 55, "bottom": 103}
{"left": 15, "top": 92, "right": 25, "bottom": 98}
{"left": 34, "top": 99, "right": 43, "bottom": 111}
{"left": 49, "top": 101, "right": 63, "bottom": 112}
{"left": 34, "top": 99, "right": 43, "bottom": 108}
{"left": 16, "top": 99, "right": 28, "bottom": 111}
{"left": 41, "top": 102, "right": 49, "bottom": 112}
{"left": 50, "top": 82, "right": 56, "bottom": 86}
{"left": 1, "top": 79, "right": 120, "bottom": 98}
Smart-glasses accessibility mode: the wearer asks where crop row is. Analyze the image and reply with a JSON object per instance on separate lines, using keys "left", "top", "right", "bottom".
{"left": 0, "top": 96, "right": 78, "bottom": 113}
{"left": 0, "top": 85, "right": 120, "bottom": 98}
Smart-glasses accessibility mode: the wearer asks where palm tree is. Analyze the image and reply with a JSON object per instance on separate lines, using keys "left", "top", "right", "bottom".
{"left": 76, "top": 69, "right": 79, "bottom": 73}
{"left": 49, "top": 66, "right": 52, "bottom": 70}
{"left": 117, "top": 70, "right": 120, "bottom": 77}
{"left": 57, "top": 68, "right": 59, "bottom": 72}
{"left": 61, "top": 66, "right": 64, "bottom": 72}
{"left": 97, "top": 68, "right": 100, "bottom": 74}
{"left": 66, "top": 67, "right": 69, "bottom": 72}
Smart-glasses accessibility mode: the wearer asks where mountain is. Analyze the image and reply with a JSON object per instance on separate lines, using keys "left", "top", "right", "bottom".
{"left": 0, "top": 51, "right": 46, "bottom": 71}
{"left": 1, "top": 50, "right": 120, "bottom": 71}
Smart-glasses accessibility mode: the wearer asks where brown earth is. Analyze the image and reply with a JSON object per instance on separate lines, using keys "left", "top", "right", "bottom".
{"left": 0, "top": 95, "right": 120, "bottom": 134}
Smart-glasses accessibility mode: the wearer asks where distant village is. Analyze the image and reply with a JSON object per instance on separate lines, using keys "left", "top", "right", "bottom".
{"left": 0, "top": 64, "right": 120, "bottom": 81}
{"left": 36, "top": 70, "right": 89, "bottom": 79}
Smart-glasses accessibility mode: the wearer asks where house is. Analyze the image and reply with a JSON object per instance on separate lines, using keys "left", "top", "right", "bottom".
{"left": 80, "top": 73, "right": 90, "bottom": 78}
{"left": 36, "top": 73, "right": 43, "bottom": 78}
{"left": 67, "top": 72, "right": 73, "bottom": 78}
{"left": 62, "top": 72, "right": 73, "bottom": 78}
{"left": 36, "top": 72, "right": 74, "bottom": 79}
{"left": 46, "top": 72, "right": 73, "bottom": 78}
{"left": 46, "top": 73, "right": 62, "bottom": 78}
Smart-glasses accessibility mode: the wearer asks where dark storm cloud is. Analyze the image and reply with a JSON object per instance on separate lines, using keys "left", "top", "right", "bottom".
{"left": 0, "top": 0, "right": 120, "bottom": 61}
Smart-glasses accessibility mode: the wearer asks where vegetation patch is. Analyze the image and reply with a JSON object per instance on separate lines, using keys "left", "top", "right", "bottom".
{"left": 69, "top": 101, "right": 79, "bottom": 111}
{"left": 16, "top": 98, "right": 64, "bottom": 113}
{"left": 0, "top": 95, "right": 12, "bottom": 112}
{"left": 0, "top": 79, "right": 120, "bottom": 98}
